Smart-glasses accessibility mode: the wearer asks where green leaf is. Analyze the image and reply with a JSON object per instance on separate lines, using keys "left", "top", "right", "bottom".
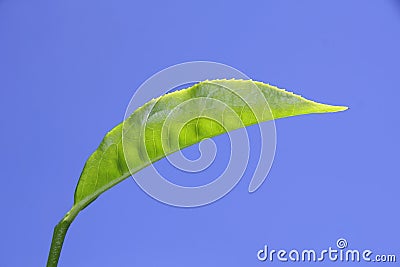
{"left": 47, "top": 79, "right": 347, "bottom": 267}
{"left": 74, "top": 79, "right": 346, "bottom": 207}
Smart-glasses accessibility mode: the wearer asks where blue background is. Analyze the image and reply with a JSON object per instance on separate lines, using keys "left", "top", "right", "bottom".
{"left": 1, "top": 0, "right": 399, "bottom": 266}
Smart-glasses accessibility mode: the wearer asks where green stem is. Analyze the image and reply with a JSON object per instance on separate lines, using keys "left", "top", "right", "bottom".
{"left": 46, "top": 177, "right": 126, "bottom": 266}
{"left": 46, "top": 207, "right": 80, "bottom": 267}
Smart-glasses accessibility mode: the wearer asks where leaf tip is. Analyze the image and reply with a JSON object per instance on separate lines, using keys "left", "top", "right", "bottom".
{"left": 328, "top": 105, "right": 349, "bottom": 112}
{"left": 313, "top": 103, "right": 349, "bottom": 115}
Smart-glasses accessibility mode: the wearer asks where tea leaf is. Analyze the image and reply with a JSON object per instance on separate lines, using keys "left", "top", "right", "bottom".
{"left": 47, "top": 79, "right": 347, "bottom": 266}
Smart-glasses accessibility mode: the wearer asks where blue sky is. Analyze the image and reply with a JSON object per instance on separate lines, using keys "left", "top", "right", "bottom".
{"left": 1, "top": 0, "right": 399, "bottom": 266}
